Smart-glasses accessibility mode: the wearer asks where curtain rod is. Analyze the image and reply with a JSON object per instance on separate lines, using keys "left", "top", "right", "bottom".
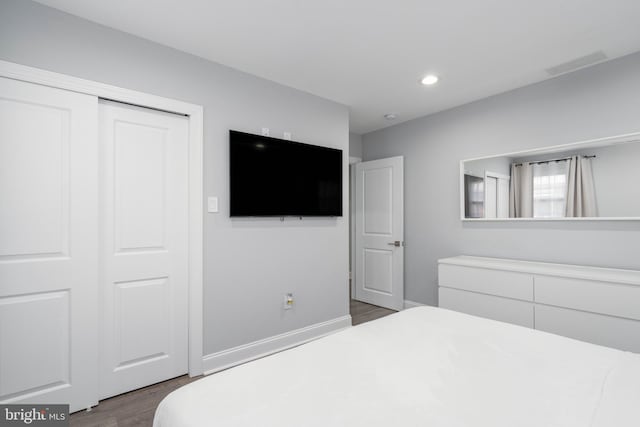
{"left": 514, "top": 155, "right": 596, "bottom": 167}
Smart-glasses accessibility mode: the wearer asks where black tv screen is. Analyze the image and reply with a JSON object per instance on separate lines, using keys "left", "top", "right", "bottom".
{"left": 230, "top": 130, "right": 343, "bottom": 217}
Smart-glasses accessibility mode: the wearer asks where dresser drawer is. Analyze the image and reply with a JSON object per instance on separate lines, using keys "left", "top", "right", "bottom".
{"left": 439, "top": 287, "right": 534, "bottom": 328}
{"left": 535, "top": 276, "right": 640, "bottom": 321}
{"left": 535, "top": 305, "right": 640, "bottom": 353}
{"left": 439, "top": 264, "right": 533, "bottom": 301}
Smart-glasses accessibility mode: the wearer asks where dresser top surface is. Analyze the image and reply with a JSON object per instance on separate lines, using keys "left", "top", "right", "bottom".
{"left": 438, "top": 256, "right": 640, "bottom": 286}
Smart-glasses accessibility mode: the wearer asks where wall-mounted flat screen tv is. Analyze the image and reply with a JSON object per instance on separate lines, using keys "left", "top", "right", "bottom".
{"left": 229, "top": 130, "right": 343, "bottom": 217}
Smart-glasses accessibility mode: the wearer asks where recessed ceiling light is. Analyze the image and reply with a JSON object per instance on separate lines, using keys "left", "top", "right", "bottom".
{"left": 384, "top": 113, "right": 397, "bottom": 120}
{"left": 421, "top": 74, "right": 439, "bottom": 85}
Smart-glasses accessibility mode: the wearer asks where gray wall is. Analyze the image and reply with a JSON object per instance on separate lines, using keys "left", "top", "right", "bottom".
{"left": 362, "top": 52, "right": 640, "bottom": 306}
{"left": 463, "top": 156, "right": 512, "bottom": 178}
{"left": 0, "top": 0, "right": 349, "bottom": 354}
{"left": 587, "top": 142, "right": 640, "bottom": 217}
{"left": 349, "top": 132, "right": 363, "bottom": 158}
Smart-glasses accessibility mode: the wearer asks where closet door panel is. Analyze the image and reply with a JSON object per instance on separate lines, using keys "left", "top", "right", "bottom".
{"left": 0, "top": 77, "right": 98, "bottom": 412}
{"left": 99, "top": 101, "right": 189, "bottom": 399}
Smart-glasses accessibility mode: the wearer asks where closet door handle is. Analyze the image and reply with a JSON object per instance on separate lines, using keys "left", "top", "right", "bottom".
{"left": 388, "top": 241, "right": 401, "bottom": 247}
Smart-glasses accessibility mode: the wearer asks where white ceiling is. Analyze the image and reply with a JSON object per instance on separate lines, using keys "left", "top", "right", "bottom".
{"left": 35, "top": 0, "right": 640, "bottom": 134}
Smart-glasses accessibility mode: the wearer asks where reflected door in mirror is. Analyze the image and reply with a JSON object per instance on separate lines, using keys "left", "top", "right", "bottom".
{"left": 464, "top": 174, "right": 484, "bottom": 218}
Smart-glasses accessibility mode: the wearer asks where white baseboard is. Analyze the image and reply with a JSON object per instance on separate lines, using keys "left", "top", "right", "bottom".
{"left": 202, "top": 315, "right": 352, "bottom": 375}
{"left": 404, "top": 300, "right": 426, "bottom": 309}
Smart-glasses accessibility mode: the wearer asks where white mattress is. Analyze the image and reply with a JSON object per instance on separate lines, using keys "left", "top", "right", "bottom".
{"left": 153, "top": 307, "right": 640, "bottom": 427}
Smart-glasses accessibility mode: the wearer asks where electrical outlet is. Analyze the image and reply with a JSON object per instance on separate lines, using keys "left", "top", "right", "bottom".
{"left": 283, "top": 132, "right": 292, "bottom": 140}
{"left": 283, "top": 293, "right": 294, "bottom": 310}
{"left": 261, "top": 127, "right": 270, "bottom": 136}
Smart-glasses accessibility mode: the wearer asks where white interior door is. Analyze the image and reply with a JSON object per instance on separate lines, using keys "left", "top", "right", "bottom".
{"left": 497, "top": 178, "right": 510, "bottom": 218}
{"left": 0, "top": 77, "right": 99, "bottom": 411}
{"left": 485, "top": 172, "right": 510, "bottom": 219}
{"left": 99, "top": 101, "right": 189, "bottom": 399}
{"left": 354, "top": 157, "right": 404, "bottom": 311}
{"left": 485, "top": 176, "right": 498, "bottom": 218}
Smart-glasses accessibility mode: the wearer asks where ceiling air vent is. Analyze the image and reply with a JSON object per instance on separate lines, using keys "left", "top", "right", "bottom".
{"left": 545, "top": 51, "right": 608, "bottom": 76}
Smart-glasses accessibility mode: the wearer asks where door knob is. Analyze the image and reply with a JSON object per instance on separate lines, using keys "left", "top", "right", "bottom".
{"left": 388, "top": 241, "right": 401, "bottom": 247}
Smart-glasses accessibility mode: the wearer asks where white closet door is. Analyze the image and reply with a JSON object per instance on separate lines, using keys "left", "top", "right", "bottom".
{"left": 99, "top": 101, "right": 189, "bottom": 399}
{"left": 0, "top": 77, "right": 99, "bottom": 411}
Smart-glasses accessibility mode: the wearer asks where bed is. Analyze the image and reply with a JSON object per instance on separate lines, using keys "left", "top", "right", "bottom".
{"left": 153, "top": 307, "right": 640, "bottom": 427}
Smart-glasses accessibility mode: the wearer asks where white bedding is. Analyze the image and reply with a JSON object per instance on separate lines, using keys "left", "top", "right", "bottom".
{"left": 154, "top": 307, "right": 640, "bottom": 427}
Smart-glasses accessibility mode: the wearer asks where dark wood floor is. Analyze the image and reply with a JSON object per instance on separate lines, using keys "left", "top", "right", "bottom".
{"left": 70, "top": 300, "right": 395, "bottom": 426}
{"left": 350, "top": 298, "right": 397, "bottom": 325}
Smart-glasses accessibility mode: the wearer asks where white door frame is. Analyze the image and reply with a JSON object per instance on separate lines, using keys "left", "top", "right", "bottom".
{"left": 0, "top": 60, "right": 205, "bottom": 376}
{"left": 349, "top": 156, "right": 361, "bottom": 299}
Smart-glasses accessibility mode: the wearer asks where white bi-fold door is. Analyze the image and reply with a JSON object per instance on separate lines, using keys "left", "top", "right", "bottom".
{"left": 0, "top": 77, "right": 99, "bottom": 411}
{"left": 354, "top": 157, "right": 404, "bottom": 311}
{"left": 98, "top": 101, "right": 189, "bottom": 399}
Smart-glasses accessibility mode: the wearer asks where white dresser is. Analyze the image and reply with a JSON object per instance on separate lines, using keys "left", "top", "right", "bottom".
{"left": 438, "top": 256, "right": 640, "bottom": 353}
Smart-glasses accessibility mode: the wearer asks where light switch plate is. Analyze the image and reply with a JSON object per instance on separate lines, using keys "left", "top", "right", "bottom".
{"left": 207, "top": 197, "right": 219, "bottom": 213}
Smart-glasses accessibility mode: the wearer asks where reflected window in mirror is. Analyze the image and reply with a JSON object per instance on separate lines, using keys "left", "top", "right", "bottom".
{"left": 532, "top": 161, "right": 569, "bottom": 218}
{"left": 461, "top": 133, "right": 640, "bottom": 220}
{"left": 510, "top": 155, "right": 596, "bottom": 219}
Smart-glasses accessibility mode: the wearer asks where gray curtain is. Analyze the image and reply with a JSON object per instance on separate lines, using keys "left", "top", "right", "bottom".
{"left": 566, "top": 156, "right": 598, "bottom": 217}
{"left": 509, "top": 163, "right": 533, "bottom": 218}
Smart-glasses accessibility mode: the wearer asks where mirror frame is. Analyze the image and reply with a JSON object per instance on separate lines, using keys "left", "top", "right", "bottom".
{"left": 460, "top": 131, "right": 640, "bottom": 221}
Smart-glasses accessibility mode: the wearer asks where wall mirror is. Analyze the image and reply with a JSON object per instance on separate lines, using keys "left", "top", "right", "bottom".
{"left": 460, "top": 132, "right": 640, "bottom": 221}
